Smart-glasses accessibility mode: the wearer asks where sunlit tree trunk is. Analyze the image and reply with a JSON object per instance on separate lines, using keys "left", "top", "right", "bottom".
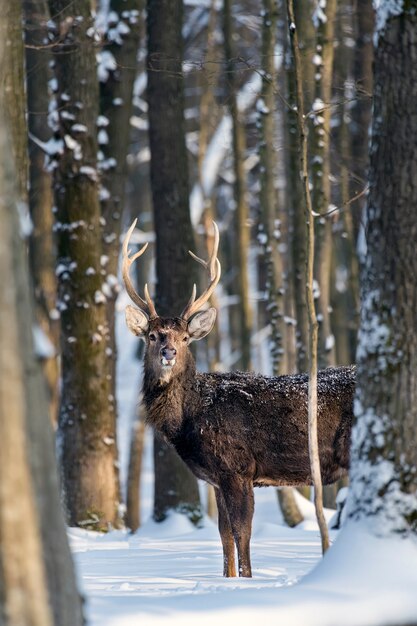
{"left": 126, "top": 417, "right": 146, "bottom": 531}
{"left": 0, "top": 129, "right": 53, "bottom": 626}
{"left": 49, "top": 0, "right": 121, "bottom": 529}
{"left": 147, "top": 0, "right": 202, "bottom": 525}
{"left": 287, "top": 0, "right": 329, "bottom": 554}
{"left": 0, "top": 5, "right": 83, "bottom": 622}
{"left": 347, "top": 4, "right": 417, "bottom": 537}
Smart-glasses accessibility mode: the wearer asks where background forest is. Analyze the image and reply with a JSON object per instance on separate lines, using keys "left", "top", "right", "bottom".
{"left": 24, "top": 0, "right": 372, "bottom": 529}
{"left": 1, "top": 0, "right": 417, "bottom": 625}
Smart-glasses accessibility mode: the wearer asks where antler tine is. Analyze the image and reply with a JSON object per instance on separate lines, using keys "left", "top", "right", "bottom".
{"left": 181, "top": 221, "right": 221, "bottom": 321}
{"left": 188, "top": 222, "right": 220, "bottom": 280}
{"left": 122, "top": 219, "right": 158, "bottom": 318}
{"left": 182, "top": 283, "right": 197, "bottom": 315}
{"left": 144, "top": 283, "right": 158, "bottom": 319}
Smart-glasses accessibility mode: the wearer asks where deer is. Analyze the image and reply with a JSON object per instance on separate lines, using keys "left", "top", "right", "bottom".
{"left": 122, "top": 219, "right": 355, "bottom": 578}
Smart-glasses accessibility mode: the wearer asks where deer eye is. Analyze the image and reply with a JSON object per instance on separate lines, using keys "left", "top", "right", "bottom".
{"left": 149, "top": 333, "right": 157, "bottom": 342}
{"left": 183, "top": 336, "right": 188, "bottom": 342}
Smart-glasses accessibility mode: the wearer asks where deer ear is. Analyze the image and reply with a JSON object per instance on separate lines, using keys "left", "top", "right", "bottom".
{"left": 187, "top": 307, "right": 217, "bottom": 343}
{"left": 125, "top": 305, "right": 149, "bottom": 339}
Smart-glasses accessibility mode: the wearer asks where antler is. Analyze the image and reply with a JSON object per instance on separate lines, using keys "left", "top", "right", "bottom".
{"left": 181, "top": 221, "right": 221, "bottom": 321}
{"left": 122, "top": 219, "right": 158, "bottom": 319}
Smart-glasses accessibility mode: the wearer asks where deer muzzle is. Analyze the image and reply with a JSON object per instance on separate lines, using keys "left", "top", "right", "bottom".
{"left": 161, "top": 347, "right": 177, "bottom": 367}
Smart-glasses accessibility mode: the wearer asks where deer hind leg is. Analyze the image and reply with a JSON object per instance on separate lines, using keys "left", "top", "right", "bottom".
{"left": 220, "top": 477, "right": 254, "bottom": 578}
{"left": 215, "top": 487, "right": 236, "bottom": 577}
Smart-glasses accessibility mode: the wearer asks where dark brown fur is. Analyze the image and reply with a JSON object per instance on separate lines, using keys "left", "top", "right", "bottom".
{"left": 138, "top": 317, "right": 355, "bottom": 577}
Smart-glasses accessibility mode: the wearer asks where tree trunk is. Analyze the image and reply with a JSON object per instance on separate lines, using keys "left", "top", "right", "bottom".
{"left": 287, "top": 0, "right": 329, "bottom": 554}
{"left": 277, "top": 488, "right": 303, "bottom": 527}
{"left": 0, "top": 5, "right": 83, "bottom": 622}
{"left": 147, "top": 0, "right": 202, "bottom": 526}
{"left": 286, "top": 32, "right": 309, "bottom": 374}
{"left": 0, "top": 126, "right": 53, "bottom": 626}
{"left": 258, "top": 0, "right": 286, "bottom": 376}
{"left": 126, "top": 417, "right": 146, "bottom": 531}
{"left": 99, "top": 0, "right": 142, "bottom": 428}
{"left": 24, "top": 0, "right": 60, "bottom": 426}
{"left": 310, "top": 0, "right": 336, "bottom": 369}
{"left": 49, "top": 0, "right": 121, "bottom": 529}
{"left": 350, "top": 0, "right": 373, "bottom": 234}
{"left": 260, "top": 0, "right": 303, "bottom": 526}
{"left": 347, "top": 5, "right": 417, "bottom": 535}
{"left": 223, "top": 0, "right": 252, "bottom": 371}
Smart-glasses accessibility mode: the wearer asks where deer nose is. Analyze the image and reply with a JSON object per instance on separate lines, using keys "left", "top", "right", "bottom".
{"left": 161, "top": 347, "right": 177, "bottom": 360}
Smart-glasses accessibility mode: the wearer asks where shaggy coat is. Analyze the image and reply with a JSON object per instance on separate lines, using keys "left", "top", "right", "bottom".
{"left": 138, "top": 316, "right": 355, "bottom": 577}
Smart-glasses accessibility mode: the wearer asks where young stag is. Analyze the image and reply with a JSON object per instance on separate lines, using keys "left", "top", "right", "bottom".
{"left": 123, "top": 220, "right": 355, "bottom": 578}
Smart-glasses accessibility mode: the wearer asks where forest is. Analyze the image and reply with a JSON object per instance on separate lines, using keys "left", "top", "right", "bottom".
{"left": 0, "top": 0, "right": 416, "bottom": 625}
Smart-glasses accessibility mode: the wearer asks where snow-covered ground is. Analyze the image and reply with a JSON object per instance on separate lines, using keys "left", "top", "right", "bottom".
{"left": 70, "top": 295, "right": 417, "bottom": 626}
{"left": 70, "top": 489, "right": 417, "bottom": 626}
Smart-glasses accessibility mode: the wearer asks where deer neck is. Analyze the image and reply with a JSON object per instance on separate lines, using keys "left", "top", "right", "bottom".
{"left": 143, "top": 351, "right": 197, "bottom": 440}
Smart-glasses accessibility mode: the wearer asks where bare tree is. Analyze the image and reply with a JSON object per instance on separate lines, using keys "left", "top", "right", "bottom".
{"left": 48, "top": 0, "right": 121, "bottom": 529}
{"left": 310, "top": 0, "right": 336, "bottom": 369}
{"left": 223, "top": 0, "right": 252, "bottom": 371}
{"left": 24, "top": 0, "right": 59, "bottom": 424}
{"left": 99, "top": 0, "right": 142, "bottom": 411}
{"left": 350, "top": 0, "right": 373, "bottom": 232}
{"left": 347, "top": 2, "right": 417, "bottom": 538}
{"left": 258, "top": 0, "right": 303, "bottom": 528}
{"left": 126, "top": 417, "right": 146, "bottom": 531}
{"left": 147, "top": 0, "right": 202, "bottom": 525}
{"left": 285, "top": 24, "right": 308, "bottom": 374}
{"left": 0, "top": 5, "right": 83, "bottom": 623}
{"left": 258, "top": 0, "right": 285, "bottom": 376}
{"left": 287, "top": 0, "right": 329, "bottom": 554}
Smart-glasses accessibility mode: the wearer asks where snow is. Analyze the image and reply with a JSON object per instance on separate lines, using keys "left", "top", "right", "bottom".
{"left": 70, "top": 507, "right": 417, "bottom": 626}
{"left": 17, "top": 200, "right": 33, "bottom": 237}
{"left": 32, "top": 324, "right": 56, "bottom": 358}
{"left": 64, "top": 305, "right": 417, "bottom": 626}
{"left": 80, "top": 166, "right": 99, "bottom": 181}
{"left": 312, "top": 0, "right": 328, "bottom": 27}
{"left": 97, "top": 50, "right": 117, "bottom": 83}
{"left": 94, "top": 290, "right": 107, "bottom": 304}
{"left": 373, "top": 0, "right": 403, "bottom": 41}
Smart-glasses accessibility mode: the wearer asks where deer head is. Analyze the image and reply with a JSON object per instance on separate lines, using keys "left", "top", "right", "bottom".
{"left": 122, "top": 220, "right": 221, "bottom": 382}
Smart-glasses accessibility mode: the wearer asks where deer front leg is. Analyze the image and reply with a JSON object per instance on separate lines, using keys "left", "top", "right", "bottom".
{"left": 220, "top": 477, "right": 254, "bottom": 578}
{"left": 215, "top": 487, "right": 236, "bottom": 577}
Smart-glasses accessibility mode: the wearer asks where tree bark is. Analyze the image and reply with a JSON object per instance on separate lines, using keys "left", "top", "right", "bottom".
{"left": 99, "top": 0, "right": 142, "bottom": 426}
{"left": 277, "top": 487, "right": 304, "bottom": 527}
{"left": 348, "top": 5, "right": 417, "bottom": 535}
{"left": 350, "top": 0, "right": 373, "bottom": 234}
{"left": 286, "top": 30, "right": 309, "bottom": 374}
{"left": 223, "top": 0, "right": 252, "bottom": 371}
{"left": 258, "top": 0, "right": 285, "bottom": 376}
{"left": 126, "top": 417, "right": 146, "bottom": 531}
{"left": 49, "top": 0, "right": 121, "bottom": 529}
{"left": 24, "top": 0, "right": 60, "bottom": 425}
{"left": 287, "top": 0, "right": 329, "bottom": 554}
{"left": 0, "top": 45, "right": 52, "bottom": 626}
{"left": 310, "top": 0, "right": 336, "bottom": 369}
{"left": 147, "top": 0, "right": 202, "bottom": 525}
{"left": 0, "top": 5, "right": 83, "bottom": 622}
